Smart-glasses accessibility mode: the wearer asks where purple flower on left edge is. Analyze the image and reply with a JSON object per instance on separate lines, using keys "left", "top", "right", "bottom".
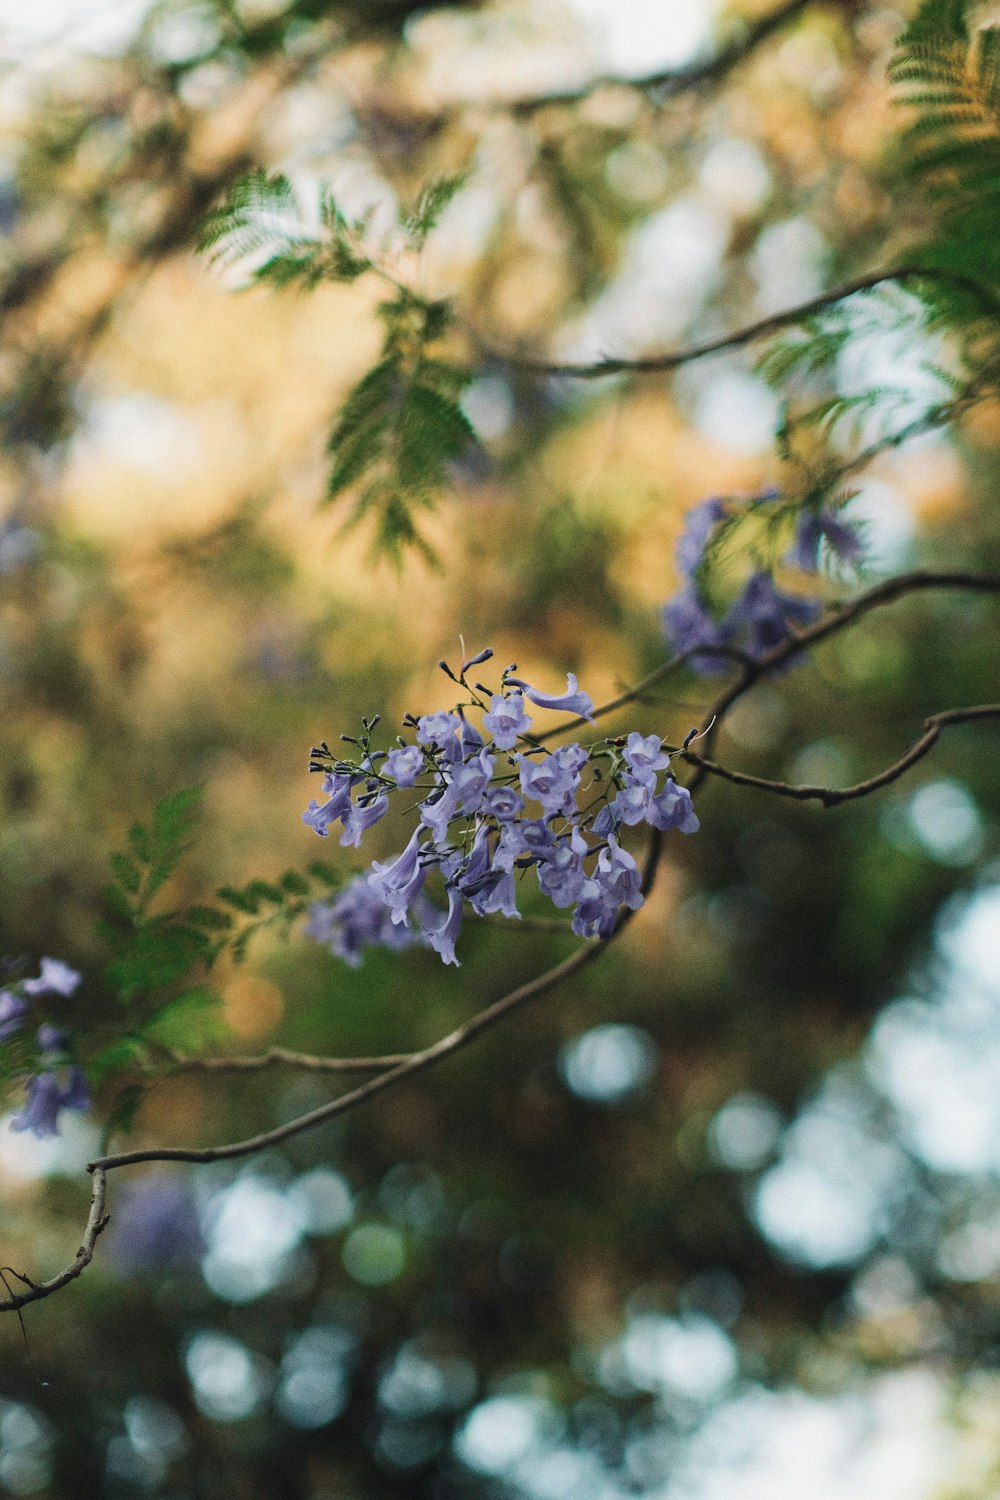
{"left": 22, "top": 957, "right": 81, "bottom": 998}
{"left": 10, "top": 1067, "right": 90, "bottom": 1139}
{"left": 0, "top": 991, "right": 28, "bottom": 1042}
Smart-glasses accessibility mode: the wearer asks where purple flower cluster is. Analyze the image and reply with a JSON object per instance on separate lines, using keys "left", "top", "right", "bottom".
{"left": 0, "top": 957, "right": 90, "bottom": 1139}
{"left": 303, "top": 667, "right": 699, "bottom": 967}
{"left": 661, "top": 495, "right": 861, "bottom": 674}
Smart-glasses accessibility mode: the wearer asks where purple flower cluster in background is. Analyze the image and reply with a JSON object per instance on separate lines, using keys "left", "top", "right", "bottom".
{"left": 661, "top": 496, "right": 862, "bottom": 674}
{"left": 0, "top": 957, "right": 90, "bottom": 1139}
{"left": 303, "top": 663, "right": 699, "bottom": 967}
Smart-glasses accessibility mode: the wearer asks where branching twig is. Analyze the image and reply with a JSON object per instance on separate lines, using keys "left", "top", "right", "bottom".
{"left": 487, "top": 266, "right": 1000, "bottom": 380}
{"left": 683, "top": 705, "right": 1000, "bottom": 807}
{"left": 0, "top": 1169, "right": 108, "bottom": 1314}
{"left": 484, "top": 0, "right": 818, "bottom": 117}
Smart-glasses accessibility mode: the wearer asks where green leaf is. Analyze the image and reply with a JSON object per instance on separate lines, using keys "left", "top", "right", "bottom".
{"left": 109, "top": 851, "right": 141, "bottom": 895}
{"left": 89, "top": 1037, "right": 149, "bottom": 1084}
{"left": 185, "top": 906, "right": 234, "bottom": 933}
{"left": 105, "top": 921, "right": 212, "bottom": 1006}
{"left": 402, "top": 173, "right": 468, "bottom": 248}
{"left": 143, "top": 988, "right": 227, "bottom": 1050}
{"left": 102, "top": 1084, "right": 147, "bottom": 1142}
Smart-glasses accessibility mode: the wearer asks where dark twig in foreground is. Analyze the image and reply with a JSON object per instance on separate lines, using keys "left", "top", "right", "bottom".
{"left": 0, "top": 1169, "right": 108, "bottom": 1313}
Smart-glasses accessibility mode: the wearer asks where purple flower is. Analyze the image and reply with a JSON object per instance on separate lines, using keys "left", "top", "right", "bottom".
{"left": 0, "top": 991, "right": 27, "bottom": 1042}
{"left": 467, "top": 869, "right": 520, "bottom": 919}
{"left": 384, "top": 745, "right": 425, "bottom": 787}
{"left": 420, "top": 783, "right": 461, "bottom": 847}
{"left": 460, "top": 719, "right": 486, "bottom": 754}
{"left": 572, "top": 839, "right": 644, "bottom": 940}
{"left": 369, "top": 829, "right": 427, "bottom": 925}
{"left": 302, "top": 772, "right": 356, "bottom": 837}
{"left": 10, "top": 1067, "right": 89, "bottom": 1138}
{"left": 449, "top": 750, "right": 496, "bottom": 815}
{"left": 661, "top": 585, "right": 733, "bottom": 674}
{"left": 483, "top": 692, "right": 533, "bottom": 749}
{"left": 339, "top": 791, "right": 390, "bottom": 848}
{"left": 426, "top": 886, "right": 463, "bottom": 967}
{"left": 517, "top": 750, "right": 584, "bottom": 819}
{"left": 676, "top": 497, "right": 726, "bottom": 577}
{"left": 484, "top": 784, "right": 524, "bottom": 822}
{"left": 36, "top": 1024, "right": 68, "bottom": 1055}
{"left": 61, "top": 1066, "right": 90, "bottom": 1112}
{"left": 22, "top": 957, "right": 81, "bottom": 998}
{"left": 787, "top": 506, "right": 863, "bottom": 571}
{"left": 622, "top": 733, "right": 671, "bottom": 788}
{"left": 416, "top": 711, "right": 462, "bottom": 749}
{"left": 609, "top": 779, "right": 652, "bottom": 827}
{"left": 506, "top": 674, "right": 595, "bottom": 722}
{"left": 725, "top": 572, "right": 820, "bottom": 661}
{"left": 305, "top": 878, "right": 429, "bottom": 966}
{"left": 494, "top": 817, "right": 555, "bottom": 873}
{"left": 648, "top": 780, "right": 700, "bottom": 834}
{"left": 536, "top": 831, "right": 589, "bottom": 908}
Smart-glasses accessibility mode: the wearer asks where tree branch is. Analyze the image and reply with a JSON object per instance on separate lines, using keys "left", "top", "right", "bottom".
{"left": 504, "top": 0, "right": 819, "bottom": 117}
{"left": 486, "top": 266, "right": 1000, "bottom": 380}
{"left": 161, "top": 1046, "right": 413, "bottom": 1075}
{"left": 682, "top": 705, "right": 1000, "bottom": 807}
{"left": 0, "top": 1168, "right": 108, "bottom": 1314}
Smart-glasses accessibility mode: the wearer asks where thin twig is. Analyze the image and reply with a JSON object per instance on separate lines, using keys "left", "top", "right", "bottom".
{"left": 0, "top": 1169, "right": 108, "bottom": 1314}
{"left": 487, "top": 266, "right": 1000, "bottom": 380}
{"left": 162, "top": 1046, "right": 414, "bottom": 1075}
{"left": 683, "top": 705, "right": 1000, "bottom": 807}
{"left": 477, "top": 0, "right": 817, "bottom": 118}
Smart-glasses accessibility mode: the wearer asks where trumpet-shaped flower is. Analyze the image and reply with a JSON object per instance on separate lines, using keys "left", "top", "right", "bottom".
{"left": 384, "top": 745, "right": 425, "bottom": 787}
{"left": 507, "top": 674, "right": 595, "bottom": 721}
{"left": 426, "top": 886, "right": 463, "bottom": 967}
{"left": 483, "top": 692, "right": 532, "bottom": 749}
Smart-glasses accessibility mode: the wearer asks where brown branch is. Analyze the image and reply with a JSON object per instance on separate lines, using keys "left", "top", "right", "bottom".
{"left": 89, "top": 939, "right": 611, "bottom": 1171}
{"left": 162, "top": 1046, "right": 413, "bottom": 1075}
{"left": 683, "top": 705, "right": 1000, "bottom": 807}
{"left": 503, "top": 0, "right": 818, "bottom": 117}
{"left": 487, "top": 266, "right": 1000, "bottom": 380}
{"left": 0, "top": 1168, "right": 108, "bottom": 1314}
